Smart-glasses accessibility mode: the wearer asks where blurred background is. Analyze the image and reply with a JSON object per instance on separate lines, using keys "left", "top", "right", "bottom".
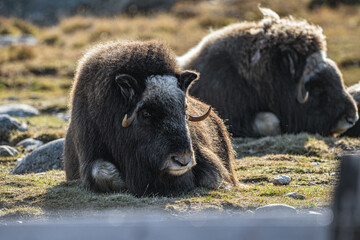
{"left": 0, "top": 0, "right": 359, "bottom": 114}
{"left": 1, "top": 0, "right": 360, "bottom": 222}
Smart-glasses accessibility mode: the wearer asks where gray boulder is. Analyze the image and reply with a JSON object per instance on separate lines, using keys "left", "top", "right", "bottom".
{"left": 0, "top": 145, "right": 18, "bottom": 157}
{"left": 0, "top": 114, "right": 28, "bottom": 132}
{"left": 255, "top": 204, "right": 297, "bottom": 216}
{"left": 11, "top": 138, "right": 64, "bottom": 174}
{"left": 0, "top": 104, "right": 39, "bottom": 117}
{"left": 0, "top": 35, "right": 37, "bottom": 47}
{"left": 16, "top": 138, "right": 44, "bottom": 151}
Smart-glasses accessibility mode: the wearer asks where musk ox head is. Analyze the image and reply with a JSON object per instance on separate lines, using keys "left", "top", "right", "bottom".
{"left": 277, "top": 47, "right": 358, "bottom": 135}
{"left": 257, "top": 8, "right": 359, "bottom": 136}
{"left": 118, "top": 71, "right": 209, "bottom": 167}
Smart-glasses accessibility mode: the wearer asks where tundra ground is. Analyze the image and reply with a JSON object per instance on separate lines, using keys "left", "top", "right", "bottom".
{"left": 1, "top": 0, "right": 360, "bottom": 222}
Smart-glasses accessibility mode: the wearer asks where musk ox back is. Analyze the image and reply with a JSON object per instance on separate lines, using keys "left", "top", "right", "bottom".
{"left": 63, "top": 40, "right": 239, "bottom": 196}
{"left": 178, "top": 8, "right": 358, "bottom": 137}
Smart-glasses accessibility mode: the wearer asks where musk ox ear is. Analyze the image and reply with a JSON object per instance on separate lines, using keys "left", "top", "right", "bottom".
{"left": 115, "top": 74, "right": 138, "bottom": 100}
{"left": 178, "top": 70, "right": 200, "bottom": 91}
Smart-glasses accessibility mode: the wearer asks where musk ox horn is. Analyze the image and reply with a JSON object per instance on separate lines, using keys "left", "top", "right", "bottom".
{"left": 296, "top": 51, "right": 326, "bottom": 104}
{"left": 122, "top": 111, "right": 136, "bottom": 127}
{"left": 188, "top": 106, "right": 212, "bottom": 122}
{"left": 297, "top": 75, "right": 309, "bottom": 104}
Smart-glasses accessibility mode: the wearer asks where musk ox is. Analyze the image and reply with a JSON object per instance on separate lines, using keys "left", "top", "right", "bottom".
{"left": 343, "top": 83, "right": 360, "bottom": 137}
{"left": 63, "top": 40, "right": 239, "bottom": 196}
{"left": 177, "top": 8, "right": 358, "bottom": 137}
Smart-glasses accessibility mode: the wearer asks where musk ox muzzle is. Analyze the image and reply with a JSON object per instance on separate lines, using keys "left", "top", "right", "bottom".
{"left": 161, "top": 151, "right": 196, "bottom": 176}
{"left": 332, "top": 111, "right": 359, "bottom": 136}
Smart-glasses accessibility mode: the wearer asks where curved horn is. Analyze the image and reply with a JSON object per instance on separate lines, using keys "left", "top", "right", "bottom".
{"left": 122, "top": 111, "right": 136, "bottom": 127}
{"left": 297, "top": 75, "right": 309, "bottom": 104}
{"left": 188, "top": 106, "right": 212, "bottom": 122}
{"left": 296, "top": 51, "right": 326, "bottom": 104}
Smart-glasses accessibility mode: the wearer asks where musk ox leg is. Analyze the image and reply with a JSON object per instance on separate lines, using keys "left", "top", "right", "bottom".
{"left": 252, "top": 112, "right": 281, "bottom": 136}
{"left": 91, "top": 159, "right": 125, "bottom": 193}
{"left": 63, "top": 129, "right": 80, "bottom": 180}
{"left": 194, "top": 147, "right": 234, "bottom": 189}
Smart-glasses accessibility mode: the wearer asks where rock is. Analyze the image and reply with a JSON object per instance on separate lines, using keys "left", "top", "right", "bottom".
{"left": 285, "top": 192, "right": 305, "bottom": 200}
{"left": 272, "top": 174, "right": 292, "bottom": 185}
{"left": 311, "top": 162, "right": 319, "bottom": 165}
{"left": 55, "top": 112, "right": 70, "bottom": 122}
{"left": 6, "top": 96, "right": 20, "bottom": 101}
{"left": 245, "top": 210, "right": 254, "bottom": 215}
{"left": 0, "top": 35, "right": 37, "bottom": 47}
{"left": 0, "top": 145, "right": 18, "bottom": 157}
{"left": 255, "top": 204, "right": 297, "bottom": 216}
{"left": 11, "top": 138, "right": 64, "bottom": 174}
{"left": 308, "top": 211, "right": 322, "bottom": 216}
{"left": 16, "top": 138, "right": 44, "bottom": 151}
{"left": 0, "top": 104, "right": 39, "bottom": 117}
{"left": 0, "top": 114, "right": 28, "bottom": 132}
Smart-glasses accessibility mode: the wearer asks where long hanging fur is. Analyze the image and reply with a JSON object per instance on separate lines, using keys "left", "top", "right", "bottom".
{"left": 178, "top": 8, "right": 357, "bottom": 137}
{"left": 63, "top": 40, "right": 239, "bottom": 196}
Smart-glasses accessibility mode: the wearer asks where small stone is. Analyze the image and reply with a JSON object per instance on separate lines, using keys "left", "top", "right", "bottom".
{"left": 308, "top": 211, "right": 322, "bottom": 216}
{"left": 16, "top": 138, "right": 43, "bottom": 151}
{"left": 311, "top": 162, "right": 319, "bottom": 165}
{"left": 0, "top": 146, "right": 18, "bottom": 157}
{"left": 0, "top": 35, "right": 37, "bottom": 47}
{"left": 0, "top": 114, "right": 28, "bottom": 132}
{"left": 54, "top": 112, "right": 70, "bottom": 122}
{"left": 11, "top": 138, "right": 64, "bottom": 174}
{"left": 6, "top": 96, "right": 20, "bottom": 101}
{"left": 272, "top": 174, "right": 292, "bottom": 185}
{"left": 0, "top": 104, "right": 39, "bottom": 117}
{"left": 330, "top": 172, "right": 336, "bottom": 176}
{"left": 285, "top": 192, "right": 305, "bottom": 200}
{"left": 255, "top": 204, "right": 297, "bottom": 216}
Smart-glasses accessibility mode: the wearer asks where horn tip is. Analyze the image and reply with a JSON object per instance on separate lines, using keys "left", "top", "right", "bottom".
{"left": 122, "top": 114, "right": 128, "bottom": 128}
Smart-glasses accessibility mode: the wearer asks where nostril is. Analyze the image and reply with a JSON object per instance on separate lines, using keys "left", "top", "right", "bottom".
{"left": 171, "top": 153, "right": 192, "bottom": 167}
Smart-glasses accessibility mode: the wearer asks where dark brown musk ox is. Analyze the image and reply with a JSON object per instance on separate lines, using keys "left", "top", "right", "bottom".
{"left": 63, "top": 40, "right": 239, "bottom": 197}
{"left": 342, "top": 82, "right": 360, "bottom": 137}
{"left": 177, "top": 8, "right": 358, "bottom": 137}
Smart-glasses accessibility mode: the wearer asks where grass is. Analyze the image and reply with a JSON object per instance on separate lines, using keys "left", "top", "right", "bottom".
{"left": 0, "top": 133, "right": 356, "bottom": 221}
{"left": 0, "top": 0, "right": 360, "bottom": 222}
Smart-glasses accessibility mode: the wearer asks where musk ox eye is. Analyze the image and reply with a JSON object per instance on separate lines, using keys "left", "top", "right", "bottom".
{"left": 142, "top": 110, "right": 151, "bottom": 118}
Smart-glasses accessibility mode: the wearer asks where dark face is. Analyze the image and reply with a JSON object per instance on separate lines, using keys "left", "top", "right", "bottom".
{"left": 128, "top": 75, "right": 195, "bottom": 175}
{"left": 277, "top": 50, "right": 358, "bottom": 135}
{"left": 115, "top": 71, "right": 204, "bottom": 195}
{"left": 301, "top": 59, "right": 358, "bottom": 135}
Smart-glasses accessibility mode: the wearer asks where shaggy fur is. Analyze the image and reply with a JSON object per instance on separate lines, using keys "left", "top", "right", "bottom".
{"left": 63, "top": 40, "right": 238, "bottom": 196}
{"left": 343, "top": 83, "right": 360, "bottom": 136}
{"left": 178, "top": 8, "right": 358, "bottom": 137}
